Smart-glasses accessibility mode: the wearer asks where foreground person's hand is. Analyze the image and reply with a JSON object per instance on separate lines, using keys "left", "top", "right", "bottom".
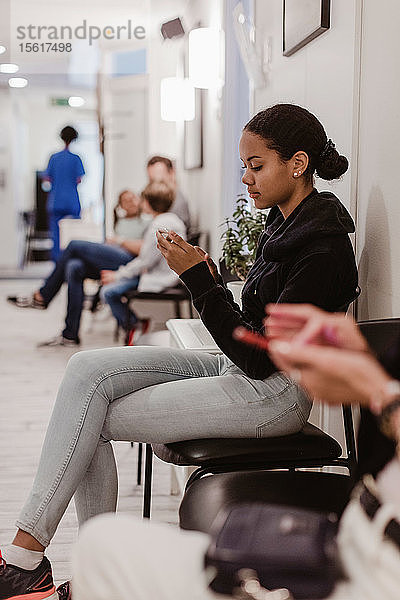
{"left": 156, "top": 230, "right": 203, "bottom": 275}
{"left": 268, "top": 338, "right": 391, "bottom": 408}
{"left": 264, "top": 303, "right": 369, "bottom": 352}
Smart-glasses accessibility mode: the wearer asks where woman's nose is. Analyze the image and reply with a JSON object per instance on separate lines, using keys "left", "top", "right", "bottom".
{"left": 241, "top": 170, "right": 253, "bottom": 185}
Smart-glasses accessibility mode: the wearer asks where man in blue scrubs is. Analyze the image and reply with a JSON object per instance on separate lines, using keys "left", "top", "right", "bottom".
{"left": 44, "top": 126, "right": 85, "bottom": 261}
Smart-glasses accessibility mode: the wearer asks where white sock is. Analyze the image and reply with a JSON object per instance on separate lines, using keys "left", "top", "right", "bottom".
{"left": 2, "top": 544, "right": 44, "bottom": 570}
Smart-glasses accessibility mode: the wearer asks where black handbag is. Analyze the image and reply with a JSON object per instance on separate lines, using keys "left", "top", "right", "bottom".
{"left": 205, "top": 503, "right": 342, "bottom": 599}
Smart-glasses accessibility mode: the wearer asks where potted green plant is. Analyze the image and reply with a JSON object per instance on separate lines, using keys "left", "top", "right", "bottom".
{"left": 221, "top": 195, "right": 267, "bottom": 281}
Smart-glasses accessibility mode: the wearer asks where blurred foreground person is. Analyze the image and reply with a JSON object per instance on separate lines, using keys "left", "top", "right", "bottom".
{"left": 67, "top": 305, "right": 400, "bottom": 600}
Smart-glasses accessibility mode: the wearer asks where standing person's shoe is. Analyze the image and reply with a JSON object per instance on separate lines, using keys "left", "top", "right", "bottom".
{"left": 126, "top": 318, "right": 151, "bottom": 346}
{"left": 0, "top": 551, "right": 57, "bottom": 599}
{"left": 37, "top": 335, "right": 80, "bottom": 348}
{"left": 7, "top": 294, "right": 47, "bottom": 310}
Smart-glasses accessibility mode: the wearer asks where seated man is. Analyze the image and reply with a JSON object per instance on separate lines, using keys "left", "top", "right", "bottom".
{"left": 67, "top": 306, "right": 400, "bottom": 600}
{"left": 147, "top": 155, "right": 191, "bottom": 233}
{"left": 7, "top": 189, "right": 148, "bottom": 347}
{"left": 100, "top": 182, "right": 186, "bottom": 344}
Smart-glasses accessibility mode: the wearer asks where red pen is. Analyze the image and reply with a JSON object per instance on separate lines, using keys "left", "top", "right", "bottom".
{"left": 233, "top": 327, "right": 270, "bottom": 351}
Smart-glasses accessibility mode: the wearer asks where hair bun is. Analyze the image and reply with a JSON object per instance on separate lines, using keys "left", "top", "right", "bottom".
{"left": 316, "top": 139, "right": 348, "bottom": 180}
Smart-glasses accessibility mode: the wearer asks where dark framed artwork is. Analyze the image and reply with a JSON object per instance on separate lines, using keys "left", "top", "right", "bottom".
{"left": 184, "top": 88, "right": 203, "bottom": 170}
{"left": 283, "top": 0, "right": 330, "bottom": 57}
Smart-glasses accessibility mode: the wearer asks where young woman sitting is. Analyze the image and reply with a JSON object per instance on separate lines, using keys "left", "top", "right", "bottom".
{"left": 0, "top": 103, "right": 358, "bottom": 600}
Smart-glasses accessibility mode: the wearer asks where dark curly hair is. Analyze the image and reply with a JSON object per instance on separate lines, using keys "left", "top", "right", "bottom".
{"left": 60, "top": 126, "right": 78, "bottom": 145}
{"left": 244, "top": 104, "right": 348, "bottom": 181}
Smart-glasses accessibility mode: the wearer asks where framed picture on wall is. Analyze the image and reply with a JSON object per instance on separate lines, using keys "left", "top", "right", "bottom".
{"left": 283, "top": 0, "right": 330, "bottom": 57}
{"left": 184, "top": 88, "right": 203, "bottom": 170}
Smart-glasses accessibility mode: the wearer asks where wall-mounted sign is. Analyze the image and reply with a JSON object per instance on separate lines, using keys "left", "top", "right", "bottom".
{"left": 51, "top": 97, "right": 69, "bottom": 106}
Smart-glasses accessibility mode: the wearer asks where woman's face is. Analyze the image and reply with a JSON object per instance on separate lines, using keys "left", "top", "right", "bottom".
{"left": 120, "top": 192, "right": 141, "bottom": 217}
{"left": 239, "top": 131, "right": 296, "bottom": 211}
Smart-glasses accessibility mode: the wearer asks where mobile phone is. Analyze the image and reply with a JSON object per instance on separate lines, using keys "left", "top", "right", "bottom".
{"left": 233, "top": 327, "right": 270, "bottom": 351}
{"left": 158, "top": 227, "right": 173, "bottom": 242}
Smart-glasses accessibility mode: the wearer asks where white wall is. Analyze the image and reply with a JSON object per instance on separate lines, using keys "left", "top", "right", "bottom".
{"left": 101, "top": 0, "right": 224, "bottom": 254}
{"left": 0, "top": 86, "right": 102, "bottom": 268}
{"left": 356, "top": 0, "right": 400, "bottom": 319}
{"left": 146, "top": 0, "right": 224, "bottom": 256}
{"left": 101, "top": 73, "right": 148, "bottom": 233}
{"left": 179, "top": 0, "right": 224, "bottom": 256}
{"left": 0, "top": 91, "right": 19, "bottom": 267}
{"left": 254, "top": 0, "right": 359, "bottom": 213}
{"left": 253, "top": 0, "right": 361, "bottom": 444}
{"left": 25, "top": 89, "right": 100, "bottom": 212}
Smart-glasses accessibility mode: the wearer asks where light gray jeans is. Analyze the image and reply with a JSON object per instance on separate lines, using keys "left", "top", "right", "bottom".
{"left": 16, "top": 345, "right": 311, "bottom": 546}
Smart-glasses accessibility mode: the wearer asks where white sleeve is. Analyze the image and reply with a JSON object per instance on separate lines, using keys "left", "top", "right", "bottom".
{"left": 114, "top": 223, "right": 160, "bottom": 281}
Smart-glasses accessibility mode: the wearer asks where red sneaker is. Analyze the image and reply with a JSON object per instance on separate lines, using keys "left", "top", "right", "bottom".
{"left": 126, "top": 319, "right": 151, "bottom": 346}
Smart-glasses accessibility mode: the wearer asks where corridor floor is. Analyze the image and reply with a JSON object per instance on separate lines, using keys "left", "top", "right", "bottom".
{"left": 0, "top": 278, "right": 180, "bottom": 586}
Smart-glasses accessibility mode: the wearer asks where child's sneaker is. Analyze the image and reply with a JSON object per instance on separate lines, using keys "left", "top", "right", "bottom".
{"left": 126, "top": 318, "right": 151, "bottom": 346}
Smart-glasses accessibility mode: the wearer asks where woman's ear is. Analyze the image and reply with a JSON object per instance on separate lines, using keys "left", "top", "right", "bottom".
{"left": 292, "top": 151, "right": 309, "bottom": 179}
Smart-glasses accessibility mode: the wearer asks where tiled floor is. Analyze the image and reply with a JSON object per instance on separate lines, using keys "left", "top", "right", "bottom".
{"left": 0, "top": 278, "right": 180, "bottom": 586}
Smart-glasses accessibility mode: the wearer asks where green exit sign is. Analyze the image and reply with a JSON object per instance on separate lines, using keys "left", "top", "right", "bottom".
{"left": 51, "top": 97, "right": 69, "bottom": 106}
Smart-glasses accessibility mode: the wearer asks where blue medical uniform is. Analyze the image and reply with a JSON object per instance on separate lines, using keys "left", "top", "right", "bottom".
{"left": 45, "top": 148, "right": 85, "bottom": 261}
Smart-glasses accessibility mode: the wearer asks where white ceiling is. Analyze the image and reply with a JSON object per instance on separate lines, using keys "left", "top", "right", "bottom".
{"left": 0, "top": 0, "right": 153, "bottom": 88}
{"left": 0, "top": 0, "right": 193, "bottom": 89}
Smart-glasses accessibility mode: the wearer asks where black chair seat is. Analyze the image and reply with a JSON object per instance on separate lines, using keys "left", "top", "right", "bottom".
{"left": 152, "top": 423, "right": 342, "bottom": 468}
{"left": 179, "top": 470, "right": 353, "bottom": 534}
{"left": 124, "top": 285, "right": 190, "bottom": 302}
{"left": 122, "top": 283, "right": 193, "bottom": 321}
{"left": 359, "top": 318, "right": 400, "bottom": 356}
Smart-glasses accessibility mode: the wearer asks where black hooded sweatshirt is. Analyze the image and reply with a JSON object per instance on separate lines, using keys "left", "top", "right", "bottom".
{"left": 180, "top": 189, "right": 358, "bottom": 381}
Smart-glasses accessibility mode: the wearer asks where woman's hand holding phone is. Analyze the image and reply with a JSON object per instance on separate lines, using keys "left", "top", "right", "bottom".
{"left": 158, "top": 227, "right": 173, "bottom": 242}
{"left": 156, "top": 230, "right": 204, "bottom": 275}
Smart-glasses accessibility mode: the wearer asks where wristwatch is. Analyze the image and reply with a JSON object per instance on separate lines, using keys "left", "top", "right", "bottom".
{"left": 377, "top": 379, "right": 400, "bottom": 441}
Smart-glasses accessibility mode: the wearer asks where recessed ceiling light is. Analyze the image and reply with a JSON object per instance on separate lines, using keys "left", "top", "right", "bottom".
{"left": 68, "top": 96, "right": 85, "bottom": 107}
{"left": 0, "top": 46, "right": 6, "bottom": 55}
{"left": 0, "top": 63, "right": 19, "bottom": 73}
{"left": 8, "top": 77, "right": 28, "bottom": 88}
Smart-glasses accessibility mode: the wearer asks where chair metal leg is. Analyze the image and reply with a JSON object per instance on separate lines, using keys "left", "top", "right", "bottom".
{"left": 143, "top": 444, "right": 153, "bottom": 518}
{"left": 174, "top": 300, "right": 182, "bottom": 319}
{"left": 137, "top": 442, "right": 143, "bottom": 485}
{"left": 342, "top": 406, "right": 357, "bottom": 475}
